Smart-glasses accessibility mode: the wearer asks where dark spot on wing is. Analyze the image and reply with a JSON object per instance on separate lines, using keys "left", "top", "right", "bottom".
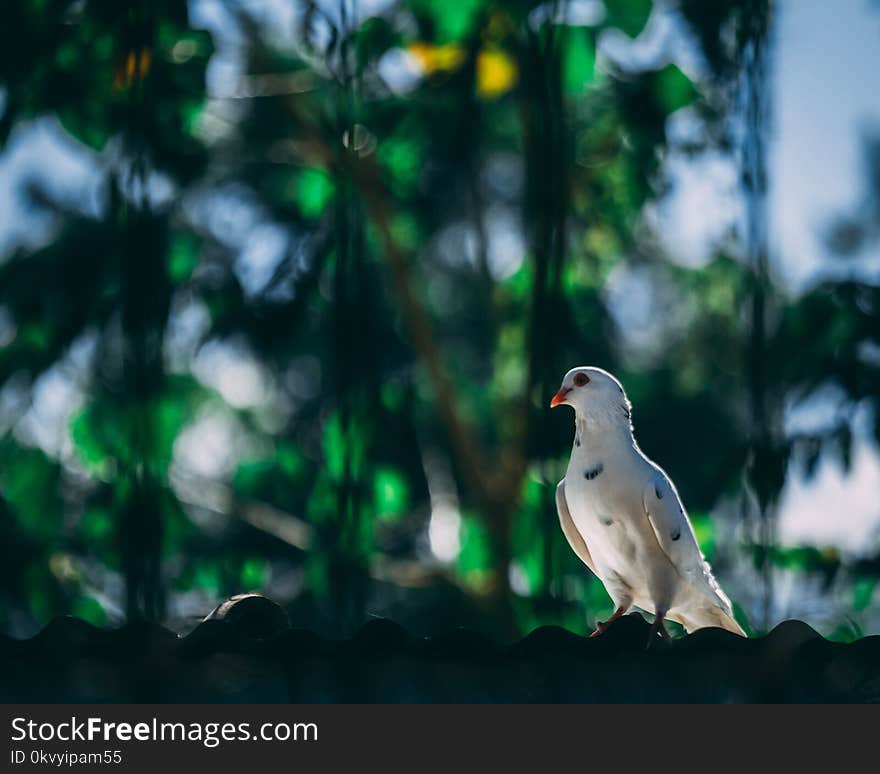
{"left": 654, "top": 483, "right": 663, "bottom": 499}
{"left": 600, "top": 516, "right": 613, "bottom": 527}
{"left": 583, "top": 463, "right": 604, "bottom": 481}
{"left": 574, "top": 436, "right": 580, "bottom": 448}
{"left": 671, "top": 529, "right": 681, "bottom": 541}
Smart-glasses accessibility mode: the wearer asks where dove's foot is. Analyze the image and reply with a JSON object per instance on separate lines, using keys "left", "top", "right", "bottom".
{"left": 645, "top": 610, "right": 670, "bottom": 650}
{"left": 589, "top": 605, "right": 628, "bottom": 637}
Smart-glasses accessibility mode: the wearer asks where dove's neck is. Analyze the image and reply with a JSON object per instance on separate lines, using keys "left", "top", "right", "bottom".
{"left": 572, "top": 411, "right": 638, "bottom": 461}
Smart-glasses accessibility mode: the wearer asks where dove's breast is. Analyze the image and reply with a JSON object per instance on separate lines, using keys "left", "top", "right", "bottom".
{"left": 564, "top": 452, "right": 671, "bottom": 606}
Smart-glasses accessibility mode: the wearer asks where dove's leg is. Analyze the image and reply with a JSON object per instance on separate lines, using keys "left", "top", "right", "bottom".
{"left": 590, "top": 602, "right": 630, "bottom": 637}
{"left": 646, "top": 608, "right": 670, "bottom": 649}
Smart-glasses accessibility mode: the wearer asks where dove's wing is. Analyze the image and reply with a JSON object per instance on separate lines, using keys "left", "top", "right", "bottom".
{"left": 556, "top": 480, "right": 598, "bottom": 576}
{"left": 642, "top": 471, "right": 735, "bottom": 613}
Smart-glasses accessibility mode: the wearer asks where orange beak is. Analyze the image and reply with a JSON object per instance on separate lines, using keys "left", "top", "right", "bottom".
{"left": 550, "top": 388, "right": 570, "bottom": 408}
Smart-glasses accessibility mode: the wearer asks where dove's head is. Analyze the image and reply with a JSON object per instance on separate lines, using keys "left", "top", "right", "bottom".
{"left": 550, "top": 366, "right": 632, "bottom": 428}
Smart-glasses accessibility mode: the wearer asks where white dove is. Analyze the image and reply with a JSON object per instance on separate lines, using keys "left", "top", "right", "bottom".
{"left": 550, "top": 366, "right": 745, "bottom": 643}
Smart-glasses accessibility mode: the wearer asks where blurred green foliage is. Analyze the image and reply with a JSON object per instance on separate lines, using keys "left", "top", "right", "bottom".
{"left": 0, "top": 0, "right": 877, "bottom": 640}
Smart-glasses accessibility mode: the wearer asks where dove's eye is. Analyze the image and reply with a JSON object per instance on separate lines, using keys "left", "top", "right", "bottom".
{"left": 573, "top": 373, "right": 590, "bottom": 387}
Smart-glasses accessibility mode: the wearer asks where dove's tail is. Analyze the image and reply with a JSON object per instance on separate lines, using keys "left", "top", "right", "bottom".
{"left": 684, "top": 563, "right": 747, "bottom": 636}
{"left": 676, "top": 603, "right": 747, "bottom": 637}
{"left": 711, "top": 608, "right": 747, "bottom": 637}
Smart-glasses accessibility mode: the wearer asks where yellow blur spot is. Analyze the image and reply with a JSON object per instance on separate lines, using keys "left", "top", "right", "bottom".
{"left": 407, "top": 42, "right": 465, "bottom": 73}
{"left": 477, "top": 49, "right": 517, "bottom": 98}
{"left": 407, "top": 42, "right": 517, "bottom": 99}
{"left": 113, "top": 47, "right": 152, "bottom": 91}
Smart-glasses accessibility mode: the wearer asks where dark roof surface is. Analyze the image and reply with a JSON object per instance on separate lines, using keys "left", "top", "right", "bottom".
{"left": 3, "top": 595, "right": 878, "bottom": 702}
